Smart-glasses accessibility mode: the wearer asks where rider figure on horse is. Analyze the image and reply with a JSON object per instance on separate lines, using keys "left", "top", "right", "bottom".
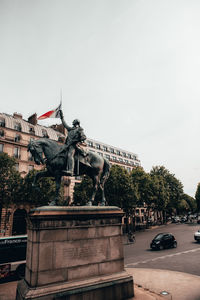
{"left": 59, "top": 109, "right": 87, "bottom": 176}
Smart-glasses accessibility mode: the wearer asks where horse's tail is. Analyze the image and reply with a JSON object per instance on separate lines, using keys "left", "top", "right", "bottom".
{"left": 100, "top": 158, "right": 110, "bottom": 185}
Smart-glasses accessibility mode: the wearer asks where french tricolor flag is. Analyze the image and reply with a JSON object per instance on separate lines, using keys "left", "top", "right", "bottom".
{"left": 38, "top": 103, "right": 62, "bottom": 120}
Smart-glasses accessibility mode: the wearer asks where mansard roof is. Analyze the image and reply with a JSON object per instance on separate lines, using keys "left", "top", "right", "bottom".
{"left": 0, "top": 112, "right": 65, "bottom": 141}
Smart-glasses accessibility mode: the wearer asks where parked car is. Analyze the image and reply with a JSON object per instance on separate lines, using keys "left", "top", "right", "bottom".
{"left": 180, "top": 216, "right": 187, "bottom": 223}
{"left": 194, "top": 229, "right": 200, "bottom": 242}
{"left": 150, "top": 233, "right": 177, "bottom": 250}
{"left": 172, "top": 216, "right": 180, "bottom": 223}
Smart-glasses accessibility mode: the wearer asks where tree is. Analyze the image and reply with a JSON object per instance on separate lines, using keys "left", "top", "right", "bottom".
{"left": 0, "top": 153, "right": 22, "bottom": 207}
{"left": 130, "top": 167, "right": 153, "bottom": 210}
{"left": 105, "top": 165, "right": 138, "bottom": 216}
{"left": 150, "top": 166, "right": 183, "bottom": 215}
{"left": 73, "top": 175, "right": 93, "bottom": 205}
{"left": 195, "top": 183, "right": 200, "bottom": 212}
{"left": 19, "top": 169, "right": 64, "bottom": 206}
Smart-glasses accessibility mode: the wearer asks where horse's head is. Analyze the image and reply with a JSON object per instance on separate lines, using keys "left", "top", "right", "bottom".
{"left": 27, "top": 140, "right": 45, "bottom": 165}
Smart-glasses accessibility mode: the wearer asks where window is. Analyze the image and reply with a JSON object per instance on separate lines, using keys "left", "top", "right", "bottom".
{"left": 116, "top": 150, "right": 121, "bottom": 156}
{"left": 123, "top": 152, "right": 127, "bottom": 158}
{"left": 127, "top": 167, "right": 131, "bottom": 172}
{"left": 15, "top": 163, "right": 19, "bottom": 171}
{"left": 103, "top": 146, "right": 108, "bottom": 152}
{"left": 14, "top": 147, "right": 20, "bottom": 159}
{"left": 14, "top": 134, "right": 21, "bottom": 142}
{"left": 125, "top": 159, "right": 128, "bottom": 164}
{"left": 96, "top": 144, "right": 101, "bottom": 149}
{"left": 14, "top": 122, "right": 21, "bottom": 132}
{"left": 112, "top": 156, "right": 117, "bottom": 161}
{"left": 98, "top": 152, "right": 103, "bottom": 156}
{"left": 119, "top": 158, "right": 123, "bottom": 163}
{"left": 105, "top": 154, "right": 110, "bottom": 160}
{"left": 110, "top": 148, "right": 114, "bottom": 153}
{"left": 42, "top": 129, "right": 49, "bottom": 138}
{"left": 128, "top": 154, "right": 132, "bottom": 159}
{"left": 0, "top": 129, "right": 4, "bottom": 137}
{"left": 29, "top": 126, "right": 35, "bottom": 134}
{"left": 0, "top": 144, "right": 4, "bottom": 152}
{"left": 87, "top": 141, "right": 93, "bottom": 147}
{"left": 0, "top": 118, "right": 5, "bottom": 127}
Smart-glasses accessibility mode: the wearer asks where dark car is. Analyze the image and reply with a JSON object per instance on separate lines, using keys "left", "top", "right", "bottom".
{"left": 150, "top": 233, "right": 177, "bottom": 250}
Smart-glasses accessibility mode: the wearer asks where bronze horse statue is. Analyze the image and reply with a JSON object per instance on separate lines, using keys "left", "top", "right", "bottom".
{"left": 27, "top": 138, "right": 110, "bottom": 206}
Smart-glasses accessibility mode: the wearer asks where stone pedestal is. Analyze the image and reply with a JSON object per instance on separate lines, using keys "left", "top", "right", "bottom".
{"left": 16, "top": 206, "right": 134, "bottom": 300}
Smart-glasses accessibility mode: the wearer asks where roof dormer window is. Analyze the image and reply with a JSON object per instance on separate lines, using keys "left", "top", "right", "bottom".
{"left": 42, "top": 129, "right": 49, "bottom": 138}
{"left": 0, "top": 118, "right": 5, "bottom": 127}
{"left": 14, "top": 122, "right": 21, "bottom": 132}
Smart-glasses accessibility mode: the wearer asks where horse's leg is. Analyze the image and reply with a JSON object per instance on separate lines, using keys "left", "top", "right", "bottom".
{"left": 99, "top": 180, "right": 106, "bottom": 206}
{"left": 49, "top": 173, "right": 62, "bottom": 206}
{"left": 32, "top": 171, "right": 50, "bottom": 188}
{"left": 86, "top": 175, "right": 99, "bottom": 206}
{"left": 99, "top": 159, "right": 110, "bottom": 206}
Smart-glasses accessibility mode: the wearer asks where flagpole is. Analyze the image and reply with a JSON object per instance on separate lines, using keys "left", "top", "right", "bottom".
{"left": 60, "top": 89, "right": 62, "bottom": 106}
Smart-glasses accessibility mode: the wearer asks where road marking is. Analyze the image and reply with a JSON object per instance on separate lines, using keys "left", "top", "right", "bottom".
{"left": 125, "top": 247, "right": 200, "bottom": 267}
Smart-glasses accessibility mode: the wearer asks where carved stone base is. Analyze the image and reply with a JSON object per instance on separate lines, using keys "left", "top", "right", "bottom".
{"left": 16, "top": 206, "right": 134, "bottom": 300}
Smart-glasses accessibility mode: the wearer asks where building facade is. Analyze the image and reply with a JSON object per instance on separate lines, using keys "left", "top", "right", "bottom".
{"left": 0, "top": 112, "right": 141, "bottom": 236}
{"left": 86, "top": 138, "right": 140, "bottom": 172}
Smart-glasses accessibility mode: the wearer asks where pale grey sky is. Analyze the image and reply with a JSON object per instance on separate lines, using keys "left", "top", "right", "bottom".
{"left": 1, "top": 0, "right": 200, "bottom": 197}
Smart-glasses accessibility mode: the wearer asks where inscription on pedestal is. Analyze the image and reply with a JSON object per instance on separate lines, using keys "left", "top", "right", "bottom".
{"left": 55, "top": 240, "right": 110, "bottom": 268}
{"left": 63, "top": 245, "right": 105, "bottom": 260}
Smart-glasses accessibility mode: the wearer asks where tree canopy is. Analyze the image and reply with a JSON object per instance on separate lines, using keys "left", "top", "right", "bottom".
{"left": 195, "top": 183, "right": 200, "bottom": 212}
{"left": 0, "top": 153, "right": 22, "bottom": 206}
{"left": 105, "top": 165, "right": 138, "bottom": 216}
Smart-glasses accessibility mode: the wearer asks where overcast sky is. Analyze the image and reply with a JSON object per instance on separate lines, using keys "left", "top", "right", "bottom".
{"left": 1, "top": 0, "right": 200, "bottom": 197}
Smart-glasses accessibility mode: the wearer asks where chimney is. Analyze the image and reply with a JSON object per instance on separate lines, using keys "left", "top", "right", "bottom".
{"left": 28, "top": 113, "right": 37, "bottom": 125}
{"left": 13, "top": 112, "right": 23, "bottom": 119}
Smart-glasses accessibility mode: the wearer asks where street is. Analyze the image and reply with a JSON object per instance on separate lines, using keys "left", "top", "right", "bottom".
{"left": 124, "top": 223, "right": 200, "bottom": 276}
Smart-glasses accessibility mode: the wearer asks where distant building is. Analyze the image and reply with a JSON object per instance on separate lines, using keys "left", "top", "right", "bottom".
{"left": 86, "top": 138, "right": 141, "bottom": 172}
{"left": 0, "top": 112, "right": 141, "bottom": 236}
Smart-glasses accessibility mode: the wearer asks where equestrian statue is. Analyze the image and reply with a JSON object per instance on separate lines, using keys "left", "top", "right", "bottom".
{"left": 27, "top": 109, "right": 110, "bottom": 206}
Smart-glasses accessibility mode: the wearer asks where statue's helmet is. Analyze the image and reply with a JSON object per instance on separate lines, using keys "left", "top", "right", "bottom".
{"left": 72, "top": 119, "right": 80, "bottom": 126}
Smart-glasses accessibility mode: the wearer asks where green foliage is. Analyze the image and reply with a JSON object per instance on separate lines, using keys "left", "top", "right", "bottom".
{"left": 195, "top": 183, "right": 200, "bottom": 212}
{"left": 19, "top": 169, "right": 63, "bottom": 206}
{"left": 105, "top": 165, "right": 138, "bottom": 215}
{"left": 130, "top": 167, "right": 153, "bottom": 208}
{"left": 73, "top": 175, "right": 93, "bottom": 205}
{"left": 0, "top": 153, "right": 22, "bottom": 206}
{"left": 150, "top": 174, "right": 169, "bottom": 210}
{"left": 150, "top": 166, "right": 183, "bottom": 213}
{"left": 181, "top": 193, "right": 196, "bottom": 213}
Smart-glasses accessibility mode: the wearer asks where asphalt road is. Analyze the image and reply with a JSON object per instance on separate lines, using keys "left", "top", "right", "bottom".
{"left": 124, "top": 222, "right": 200, "bottom": 276}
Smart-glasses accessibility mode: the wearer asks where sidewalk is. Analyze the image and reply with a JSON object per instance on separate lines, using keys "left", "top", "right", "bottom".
{"left": 126, "top": 268, "right": 200, "bottom": 300}
{"left": 1, "top": 268, "right": 200, "bottom": 300}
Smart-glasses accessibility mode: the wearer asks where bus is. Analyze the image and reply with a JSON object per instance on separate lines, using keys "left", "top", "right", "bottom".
{"left": 0, "top": 235, "right": 27, "bottom": 280}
